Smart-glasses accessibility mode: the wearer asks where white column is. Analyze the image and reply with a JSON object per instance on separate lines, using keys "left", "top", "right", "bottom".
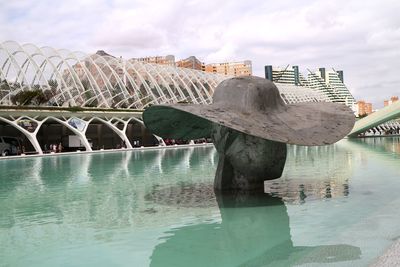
{"left": 0, "top": 116, "right": 43, "bottom": 154}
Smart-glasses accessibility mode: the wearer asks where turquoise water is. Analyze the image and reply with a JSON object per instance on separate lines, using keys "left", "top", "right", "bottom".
{"left": 1, "top": 138, "right": 400, "bottom": 266}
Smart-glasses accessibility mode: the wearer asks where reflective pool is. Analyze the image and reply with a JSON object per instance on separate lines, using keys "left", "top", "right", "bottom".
{"left": 1, "top": 138, "right": 400, "bottom": 266}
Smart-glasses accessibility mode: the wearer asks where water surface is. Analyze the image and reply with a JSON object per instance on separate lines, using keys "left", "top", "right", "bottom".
{"left": 1, "top": 138, "right": 400, "bottom": 266}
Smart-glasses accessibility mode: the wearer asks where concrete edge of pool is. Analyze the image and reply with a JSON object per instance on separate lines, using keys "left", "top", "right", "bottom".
{"left": 371, "top": 240, "right": 400, "bottom": 266}
{"left": 0, "top": 143, "right": 214, "bottom": 161}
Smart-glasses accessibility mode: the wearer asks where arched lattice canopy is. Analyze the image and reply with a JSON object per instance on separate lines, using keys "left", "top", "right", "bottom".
{"left": 0, "top": 41, "right": 228, "bottom": 109}
{"left": 276, "top": 83, "right": 330, "bottom": 104}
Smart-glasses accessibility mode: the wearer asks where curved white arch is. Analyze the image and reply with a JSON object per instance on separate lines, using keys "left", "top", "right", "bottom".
{"left": 87, "top": 117, "right": 132, "bottom": 148}
{"left": 0, "top": 116, "right": 43, "bottom": 154}
{"left": 126, "top": 117, "right": 165, "bottom": 146}
{"left": 62, "top": 51, "right": 108, "bottom": 107}
{"left": 38, "top": 116, "right": 92, "bottom": 152}
{"left": 0, "top": 42, "right": 34, "bottom": 92}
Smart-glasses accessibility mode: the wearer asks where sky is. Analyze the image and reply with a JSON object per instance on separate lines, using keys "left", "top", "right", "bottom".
{"left": 1, "top": 0, "right": 400, "bottom": 108}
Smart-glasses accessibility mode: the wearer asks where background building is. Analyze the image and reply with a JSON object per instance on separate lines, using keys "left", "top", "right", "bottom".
{"left": 131, "top": 55, "right": 251, "bottom": 77}
{"left": 176, "top": 56, "right": 203, "bottom": 70}
{"left": 131, "top": 55, "right": 176, "bottom": 66}
{"left": 384, "top": 96, "right": 399, "bottom": 107}
{"left": 356, "top": 100, "right": 373, "bottom": 117}
{"left": 205, "top": 60, "right": 252, "bottom": 76}
{"left": 264, "top": 65, "right": 304, "bottom": 85}
{"left": 265, "top": 65, "right": 356, "bottom": 110}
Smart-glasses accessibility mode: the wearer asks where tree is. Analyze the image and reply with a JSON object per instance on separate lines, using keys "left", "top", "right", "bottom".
{"left": 11, "top": 89, "right": 49, "bottom": 106}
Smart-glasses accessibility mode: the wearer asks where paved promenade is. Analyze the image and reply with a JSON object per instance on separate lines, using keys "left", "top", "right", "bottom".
{"left": 0, "top": 143, "right": 214, "bottom": 161}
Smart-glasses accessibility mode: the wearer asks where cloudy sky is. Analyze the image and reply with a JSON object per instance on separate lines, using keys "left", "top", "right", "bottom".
{"left": 1, "top": 0, "right": 399, "bottom": 107}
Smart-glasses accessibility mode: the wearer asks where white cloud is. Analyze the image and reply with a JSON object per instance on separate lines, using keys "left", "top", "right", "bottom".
{"left": 1, "top": 0, "right": 400, "bottom": 107}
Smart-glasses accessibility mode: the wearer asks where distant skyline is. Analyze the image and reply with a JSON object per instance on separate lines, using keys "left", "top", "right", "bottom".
{"left": 1, "top": 0, "right": 400, "bottom": 107}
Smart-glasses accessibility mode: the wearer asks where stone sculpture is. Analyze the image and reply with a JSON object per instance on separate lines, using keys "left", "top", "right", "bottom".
{"left": 143, "top": 76, "right": 355, "bottom": 190}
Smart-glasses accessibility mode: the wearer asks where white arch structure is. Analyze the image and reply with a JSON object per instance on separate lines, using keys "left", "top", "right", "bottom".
{"left": 0, "top": 109, "right": 156, "bottom": 154}
{"left": 0, "top": 40, "right": 228, "bottom": 108}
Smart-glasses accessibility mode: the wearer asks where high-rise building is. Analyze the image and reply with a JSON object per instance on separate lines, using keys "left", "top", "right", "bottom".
{"left": 205, "top": 60, "right": 252, "bottom": 76}
{"left": 305, "top": 70, "right": 340, "bottom": 102}
{"left": 176, "top": 56, "right": 203, "bottom": 70}
{"left": 324, "top": 68, "right": 355, "bottom": 107}
{"left": 264, "top": 65, "right": 356, "bottom": 109}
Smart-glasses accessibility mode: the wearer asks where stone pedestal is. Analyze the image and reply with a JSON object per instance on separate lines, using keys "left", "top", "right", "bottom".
{"left": 212, "top": 125, "right": 287, "bottom": 191}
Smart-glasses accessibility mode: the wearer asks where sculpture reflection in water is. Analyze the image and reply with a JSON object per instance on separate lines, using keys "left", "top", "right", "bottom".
{"left": 150, "top": 191, "right": 361, "bottom": 267}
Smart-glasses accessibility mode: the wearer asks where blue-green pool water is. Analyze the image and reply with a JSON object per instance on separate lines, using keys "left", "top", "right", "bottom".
{"left": 1, "top": 138, "right": 400, "bottom": 266}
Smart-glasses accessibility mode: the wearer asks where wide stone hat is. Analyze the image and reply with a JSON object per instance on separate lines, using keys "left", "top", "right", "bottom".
{"left": 143, "top": 76, "right": 355, "bottom": 145}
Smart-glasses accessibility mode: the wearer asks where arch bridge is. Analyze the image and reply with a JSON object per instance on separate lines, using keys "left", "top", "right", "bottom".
{"left": 348, "top": 101, "right": 400, "bottom": 137}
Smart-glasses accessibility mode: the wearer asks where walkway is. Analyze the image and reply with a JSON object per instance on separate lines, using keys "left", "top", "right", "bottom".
{"left": 348, "top": 100, "right": 400, "bottom": 137}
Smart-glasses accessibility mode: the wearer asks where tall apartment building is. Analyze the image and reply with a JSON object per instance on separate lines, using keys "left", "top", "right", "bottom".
{"left": 305, "top": 70, "right": 340, "bottom": 102}
{"left": 384, "top": 96, "right": 399, "bottom": 107}
{"left": 264, "top": 65, "right": 304, "bottom": 85}
{"left": 130, "top": 55, "right": 176, "bottom": 66}
{"left": 356, "top": 100, "right": 373, "bottom": 116}
{"left": 321, "top": 68, "right": 355, "bottom": 107}
{"left": 205, "top": 60, "right": 252, "bottom": 76}
{"left": 176, "top": 56, "right": 203, "bottom": 71}
{"left": 265, "top": 65, "right": 356, "bottom": 109}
